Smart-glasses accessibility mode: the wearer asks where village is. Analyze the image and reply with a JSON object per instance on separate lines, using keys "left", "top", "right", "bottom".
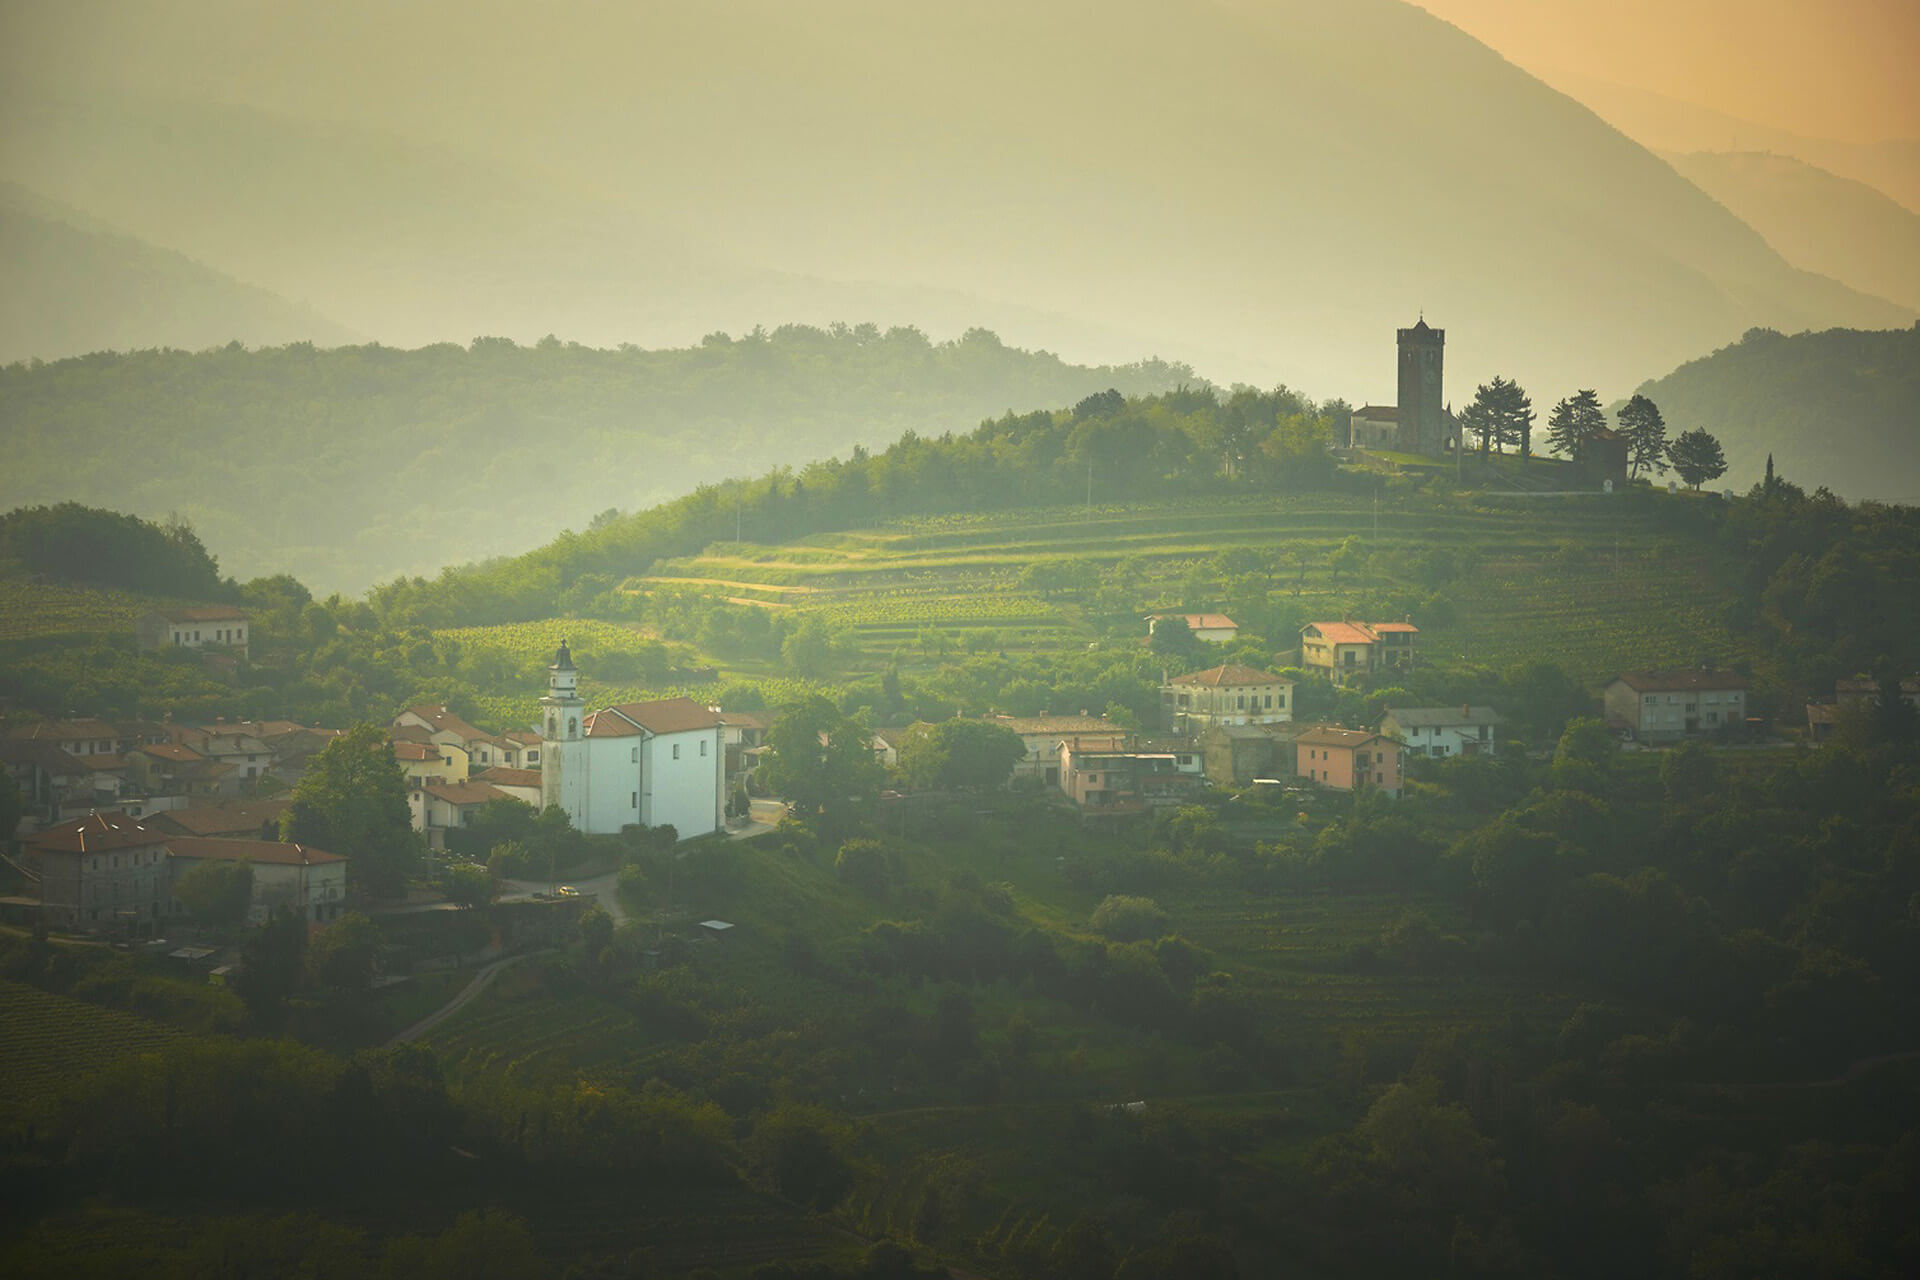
{"left": 9, "top": 593, "right": 1886, "bottom": 949}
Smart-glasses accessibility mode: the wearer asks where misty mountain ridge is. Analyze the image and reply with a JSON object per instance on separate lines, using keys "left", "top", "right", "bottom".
{"left": 1632, "top": 325, "right": 1920, "bottom": 504}
{"left": 1, "top": 0, "right": 1911, "bottom": 403}
{"left": 1661, "top": 151, "right": 1920, "bottom": 314}
{"left": 0, "top": 182, "right": 358, "bottom": 363}
{"left": 0, "top": 328, "right": 1196, "bottom": 592}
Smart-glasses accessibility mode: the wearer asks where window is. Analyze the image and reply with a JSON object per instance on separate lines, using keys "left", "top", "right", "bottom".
{"left": 700, "top": 740, "right": 708, "bottom": 757}
{"left": 631, "top": 747, "right": 639, "bottom": 763}
{"left": 631, "top": 791, "right": 638, "bottom": 808}
{"left": 672, "top": 743, "right": 681, "bottom": 760}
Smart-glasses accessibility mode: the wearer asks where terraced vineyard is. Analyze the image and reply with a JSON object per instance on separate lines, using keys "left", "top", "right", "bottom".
{"left": 0, "top": 578, "right": 173, "bottom": 641}
{"left": 422, "top": 979, "right": 653, "bottom": 1084}
{"left": 0, "top": 980, "right": 189, "bottom": 1114}
{"left": 617, "top": 492, "right": 1762, "bottom": 686}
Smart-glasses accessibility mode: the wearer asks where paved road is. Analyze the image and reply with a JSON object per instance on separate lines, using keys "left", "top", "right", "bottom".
{"left": 384, "top": 950, "right": 547, "bottom": 1046}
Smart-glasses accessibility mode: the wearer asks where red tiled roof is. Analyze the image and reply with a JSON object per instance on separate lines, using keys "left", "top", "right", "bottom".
{"left": 475, "top": 767, "right": 542, "bottom": 789}
{"left": 398, "top": 705, "right": 486, "bottom": 743}
{"left": 719, "top": 710, "right": 775, "bottom": 730}
{"left": 1303, "top": 620, "right": 1418, "bottom": 645}
{"left": 1353, "top": 405, "right": 1398, "bottom": 419}
{"left": 1151, "top": 613, "right": 1238, "bottom": 631}
{"left": 504, "top": 730, "right": 542, "bottom": 745}
{"left": 590, "top": 697, "right": 724, "bottom": 737}
{"left": 164, "top": 836, "right": 344, "bottom": 867}
{"left": 148, "top": 605, "right": 250, "bottom": 623}
{"left": 421, "top": 780, "right": 512, "bottom": 807}
{"left": 393, "top": 742, "right": 441, "bottom": 762}
{"left": 1294, "top": 726, "right": 1394, "bottom": 750}
{"left": 1613, "top": 670, "right": 1749, "bottom": 693}
{"left": 389, "top": 724, "right": 435, "bottom": 744}
{"left": 75, "top": 753, "right": 130, "bottom": 773}
{"left": 1168, "top": 663, "right": 1289, "bottom": 688}
{"left": 24, "top": 812, "right": 170, "bottom": 854}
{"left": 145, "top": 800, "right": 288, "bottom": 838}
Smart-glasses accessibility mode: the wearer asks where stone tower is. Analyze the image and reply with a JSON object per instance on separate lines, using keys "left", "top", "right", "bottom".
{"left": 1395, "top": 318, "right": 1446, "bottom": 457}
{"left": 538, "top": 639, "right": 588, "bottom": 825}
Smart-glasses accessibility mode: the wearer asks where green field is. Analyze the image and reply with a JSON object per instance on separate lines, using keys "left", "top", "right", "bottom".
{"left": 602, "top": 492, "right": 1763, "bottom": 686}
{"left": 0, "top": 979, "right": 189, "bottom": 1115}
{"left": 0, "top": 578, "right": 176, "bottom": 641}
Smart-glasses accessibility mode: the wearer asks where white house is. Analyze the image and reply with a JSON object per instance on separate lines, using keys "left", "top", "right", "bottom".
{"left": 1160, "top": 664, "right": 1294, "bottom": 732}
{"left": 1147, "top": 613, "right": 1240, "bottom": 644}
{"left": 537, "top": 642, "right": 725, "bottom": 839}
{"left": 136, "top": 607, "right": 251, "bottom": 659}
{"left": 1379, "top": 706, "right": 1503, "bottom": 758}
{"left": 164, "top": 836, "right": 349, "bottom": 925}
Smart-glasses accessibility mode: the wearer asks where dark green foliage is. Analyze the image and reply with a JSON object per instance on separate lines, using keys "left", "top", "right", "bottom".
{"left": 170, "top": 858, "right": 253, "bottom": 930}
{"left": 307, "top": 911, "right": 377, "bottom": 993}
{"left": 1463, "top": 376, "right": 1536, "bottom": 457}
{"left": 1545, "top": 388, "right": 1606, "bottom": 458}
{"left": 1090, "top": 894, "right": 1170, "bottom": 943}
{"left": 0, "top": 502, "right": 228, "bottom": 597}
{"left": 896, "top": 718, "right": 1024, "bottom": 791}
{"left": 0, "top": 333, "right": 1194, "bottom": 590}
{"left": 1616, "top": 393, "right": 1669, "bottom": 478}
{"left": 763, "top": 696, "right": 885, "bottom": 831}
{"left": 282, "top": 724, "right": 423, "bottom": 898}
{"left": 234, "top": 906, "right": 306, "bottom": 1027}
{"left": 1668, "top": 427, "right": 1729, "bottom": 489}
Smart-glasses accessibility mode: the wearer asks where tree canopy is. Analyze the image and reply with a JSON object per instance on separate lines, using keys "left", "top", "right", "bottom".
{"left": 1668, "top": 428, "right": 1729, "bottom": 489}
{"left": 1545, "top": 389, "right": 1607, "bottom": 458}
{"left": 896, "top": 719, "right": 1025, "bottom": 792}
{"left": 1615, "top": 394, "right": 1669, "bottom": 479}
{"left": 281, "top": 724, "right": 422, "bottom": 898}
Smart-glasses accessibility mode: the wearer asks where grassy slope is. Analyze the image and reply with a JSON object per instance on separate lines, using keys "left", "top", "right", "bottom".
{"left": 445, "top": 489, "right": 1765, "bottom": 723}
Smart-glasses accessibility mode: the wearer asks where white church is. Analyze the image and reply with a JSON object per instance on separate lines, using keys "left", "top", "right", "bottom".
{"left": 538, "top": 640, "right": 726, "bottom": 839}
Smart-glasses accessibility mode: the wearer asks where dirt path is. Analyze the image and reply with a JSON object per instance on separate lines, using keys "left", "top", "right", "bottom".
{"left": 384, "top": 950, "right": 547, "bottom": 1046}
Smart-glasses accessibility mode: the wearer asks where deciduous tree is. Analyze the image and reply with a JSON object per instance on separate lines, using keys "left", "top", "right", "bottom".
{"left": 281, "top": 724, "right": 422, "bottom": 899}
{"left": 174, "top": 858, "right": 254, "bottom": 930}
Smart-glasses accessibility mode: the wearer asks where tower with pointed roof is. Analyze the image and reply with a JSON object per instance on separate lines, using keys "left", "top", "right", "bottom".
{"left": 539, "top": 640, "right": 588, "bottom": 824}
{"left": 1395, "top": 317, "right": 1446, "bottom": 457}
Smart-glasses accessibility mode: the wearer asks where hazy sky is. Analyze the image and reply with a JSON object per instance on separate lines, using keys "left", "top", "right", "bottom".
{"left": 1415, "top": 0, "right": 1920, "bottom": 144}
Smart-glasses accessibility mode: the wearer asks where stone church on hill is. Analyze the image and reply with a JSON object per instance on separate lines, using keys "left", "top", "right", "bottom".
{"left": 1349, "top": 318, "right": 1449, "bottom": 459}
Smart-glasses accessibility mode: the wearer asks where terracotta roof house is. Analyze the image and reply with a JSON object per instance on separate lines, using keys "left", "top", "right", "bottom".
{"left": 1295, "top": 726, "right": 1403, "bottom": 796}
{"left": 1348, "top": 404, "right": 1400, "bottom": 450}
{"left": 1147, "top": 613, "right": 1239, "bottom": 644}
{"left": 394, "top": 704, "right": 488, "bottom": 749}
{"left": 145, "top": 798, "right": 290, "bottom": 839}
{"left": 1300, "top": 620, "right": 1418, "bottom": 685}
{"left": 1161, "top": 664, "right": 1294, "bottom": 731}
{"left": 20, "top": 811, "right": 347, "bottom": 932}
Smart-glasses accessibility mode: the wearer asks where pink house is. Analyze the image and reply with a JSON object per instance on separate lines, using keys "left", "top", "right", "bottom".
{"left": 1294, "top": 726, "right": 1403, "bottom": 797}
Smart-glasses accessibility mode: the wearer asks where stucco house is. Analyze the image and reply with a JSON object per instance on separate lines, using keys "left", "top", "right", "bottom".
{"left": 1603, "top": 670, "right": 1748, "bottom": 741}
{"left": 991, "top": 714, "right": 1128, "bottom": 787}
{"left": 409, "top": 779, "right": 516, "bottom": 846}
{"left": 1147, "top": 613, "right": 1240, "bottom": 644}
{"left": 1295, "top": 726, "right": 1403, "bottom": 796}
{"left": 136, "top": 606, "right": 251, "bottom": 659}
{"left": 1058, "top": 737, "right": 1205, "bottom": 814}
{"left": 1160, "top": 664, "right": 1295, "bottom": 732}
{"left": 1379, "top": 706, "right": 1503, "bottom": 759}
{"left": 21, "top": 811, "right": 346, "bottom": 934}
{"left": 1300, "top": 620, "right": 1418, "bottom": 685}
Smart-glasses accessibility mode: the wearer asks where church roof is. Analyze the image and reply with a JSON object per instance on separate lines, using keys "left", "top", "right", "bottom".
{"left": 550, "top": 640, "right": 576, "bottom": 672}
{"left": 589, "top": 697, "right": 725, "bottom": 737}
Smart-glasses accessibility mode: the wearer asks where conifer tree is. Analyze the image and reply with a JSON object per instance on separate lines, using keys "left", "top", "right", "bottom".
{"left": 1616, "top": 394, "right": 1669, "bottom": 479}
{"left": 1667, "top": 428, "right": 1728, "bottom": 489}
{"left": 1545, "top": 389, "right": 1607, "bottom": 458}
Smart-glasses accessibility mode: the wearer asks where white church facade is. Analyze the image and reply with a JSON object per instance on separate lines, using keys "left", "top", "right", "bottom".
{"left": 537, "top": 641, "right": 726, "bottom": 839}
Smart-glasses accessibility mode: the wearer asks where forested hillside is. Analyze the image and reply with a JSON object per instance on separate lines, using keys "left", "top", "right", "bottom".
{"left": 1631, "top": 325, "right": 1920, "bottom": 502}
{"left": 0, "top": 329, "right": 1192, "bottom": 591}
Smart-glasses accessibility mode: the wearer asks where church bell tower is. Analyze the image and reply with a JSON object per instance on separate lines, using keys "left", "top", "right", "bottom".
{"left": 539, "top": 639, "right": 588, "bottom": 825}
{"left": 1395, "top": 317, "right": 1446, "bottom": 457}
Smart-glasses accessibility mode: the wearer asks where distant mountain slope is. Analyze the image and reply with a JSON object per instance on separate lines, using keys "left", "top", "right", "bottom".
{"left": 1663, "top": 152, "right": 1920, "bottom": 313}
{"left": 1542, "top": 70, "right": 1920, "bottom": 215}
{"left": 1, "top": 0, "right": 1909, "bottom": 399}
{"left": 0, "top": 330, "right": 1196, "bottom": 592}
{"left": 1633, "top": 326, "right": 1920, "bottom": 502}
{"left": 0, "top": 184, "right": 357, "bottom": 362}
